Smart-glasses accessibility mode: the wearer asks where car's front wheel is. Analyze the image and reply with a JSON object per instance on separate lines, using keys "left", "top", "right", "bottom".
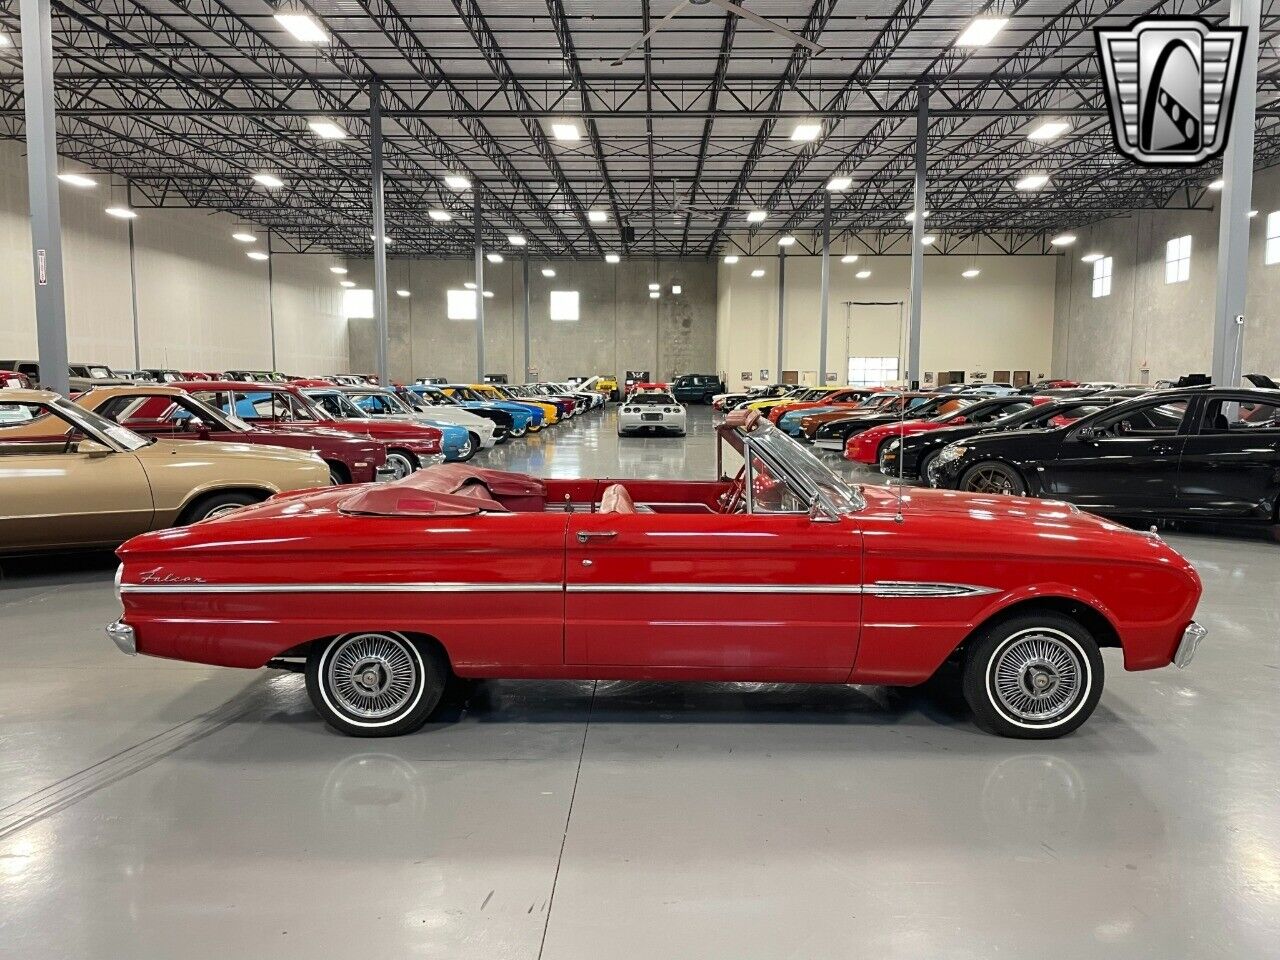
{"left": 961, "top": 612, "right": 1104, "bottom": 739}
{"left": 960, "top": 460, "right": 1027, "bottom": 496}
{"left": 384, "top": 449, "right": 416, "bottom": 479}
{"left": 305, "top": 631, "right": 447, "bottom": 737}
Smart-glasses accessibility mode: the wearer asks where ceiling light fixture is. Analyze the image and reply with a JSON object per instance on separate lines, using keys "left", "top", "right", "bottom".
{"left": 962, "top": 268, "right": 980, "bottom": 278}
{"left": 855, "top": 269, "right": 871, "bottom": 279}
{"left": 1027, "top": 119, "right": 1071, "bottom": 142}
{"left": 486, "top": 252, "right": 503, "bottom": 263}
{"left": 340, "top": 280, "right": 355, "bottom": 288}
{"left": 746, "top": 210, "right": 768, "bottom": 223}
{"left": 541, "top": 267, "right": 556, "bottom": 277}
{"left": 464, "top": 282, "right": 477, "bottom": 290}
{"left": 105, "top": 206, "right": 137, "bottom": 219}
{"left": 483, "top": 290, "right": 494, "bottom": 299}
{"left": 826, "top": 176, "right": 852, "bottom": 192}
{"left": 649, "top": 291, "right": 660, "bottom": 299}
{"left": 57, "top": 172, "right": 96, "bottom": 188}
{"left": 507, "top": 234, "right": 526, "bottom": 246}
{"left": 444, "top": 174, "right": 470, "bottom": 191}
{"left": 1049, "top": 233, "right": 1077, "bottom": 246}
{"left": 370, "top": 234, "right": 392, "bottom": 245}
{"left": 648, "top": 282, "right": 660, "bottom": 291}
{"left": 750, "top": 268, "right": 765, "bottom": 278}
{"left": 921, "top": 235, "right": 937, "bottom": 246}
{"left": 790, "top": 121, "right": 822, "bottom": 142}
{"left": 605, "top": 253, "right": 620, "bottom": 264}
{"left": 308, "top": 119, "right": 347, "bottom": 139}
{"left": 672, "top": 284, "right": 682, "bottom": 294}
{"left": 551, "top": 121, "right": 581, "bottom": 142}
{"left": 247, "top": 250, "right": 270, "bottom": 261}
{"left": 778, "top": 235, "right": 796, "bottom": 247}
{"left": 0, "top": 32, "right": 12, "bottom": 48}
{"left": 1249, "top": 210, "right": 1259, "bottom": 218}
{"left": 252, "top": 172, "right": 285, "bottom": 188}
{"left": 1015, "top": 173, "right": 1051, "bottom": 191}
{"left": 588, "top": 209, "right": 608, "bottom": 224}
{"left": 1081, "top": 252, "right": 1104, "bottom": 263}
{"left": 274, "top": 8, "right": 329, "bottom": 43}
{"left": 904, "top": 210, "right": 930, "bottom": 222}
{"left": 1208, "top": 179, "right": 1224, "bottom": 191}
{"left": 723, "top": 255, "right": 740, "bottom": 264}
{"left": 396, "top": 289, "right": 411, "bottom": 298}
{"left": 232, "top": 232, "right": 257, "bottom": 243}
{"left": 428, "top": 209, "right": 452, "bottom": 222}
{"left": 955, "top": 16, "right": 1008, "bottom": 47}
{"left": 841, "top": 254, "right": 859, "bottom": 264}
{"left": 330, "top": 265, "right": 348, "bottom": 274}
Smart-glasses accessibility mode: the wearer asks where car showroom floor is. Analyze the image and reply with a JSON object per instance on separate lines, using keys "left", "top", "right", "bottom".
{"left": 0, "top": 406, "right": 1276, "bottom": 959}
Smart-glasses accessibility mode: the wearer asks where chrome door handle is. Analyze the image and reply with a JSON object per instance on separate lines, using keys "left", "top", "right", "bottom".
{"left": 576, "top": 530, "right": 619, "bottom": 543}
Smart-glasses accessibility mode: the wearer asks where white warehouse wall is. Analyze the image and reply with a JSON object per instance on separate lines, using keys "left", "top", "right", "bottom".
{"left": 1052, "top": 164, "right": 1280, "bottom": 383}
{"left": 717, "top": 251, "right": 1057, "bottom": 389}
{"left": 0, "top": 139, "right": 348, "bottom": 375}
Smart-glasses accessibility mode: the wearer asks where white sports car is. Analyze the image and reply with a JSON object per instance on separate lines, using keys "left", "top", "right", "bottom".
{"left": 618, "top": 390, "right": 687, "bottom": 437}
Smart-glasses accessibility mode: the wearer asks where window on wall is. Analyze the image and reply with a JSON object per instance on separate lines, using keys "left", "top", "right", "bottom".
{"left": 1091, "top": 256, "right": 1113, "bottom": 298}
{"left": 446, "top": 288, "right": 477, "bottom": 320}
{"left": 342, "top": 288, "right": 373, "bottom": 318}
{"left": 549, "top": 290, "right": 580, "bottom": 321}
{"left": 847, "top": 356, "right": 899, "bottom": 387}
{"left": 1165, "top": 235, "right": 1191, "bottom": 283}
{"left": 1266, "top": 212, "right": 1280, "bottom": 265}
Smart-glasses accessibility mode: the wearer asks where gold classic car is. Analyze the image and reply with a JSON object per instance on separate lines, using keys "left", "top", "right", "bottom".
{"left": 0, "top": 389, "right": 330, "bottom": 553}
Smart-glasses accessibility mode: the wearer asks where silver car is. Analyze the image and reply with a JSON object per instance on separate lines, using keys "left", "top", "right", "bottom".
{"left": 618, "top": 390, "right": 687, "bottom": 437}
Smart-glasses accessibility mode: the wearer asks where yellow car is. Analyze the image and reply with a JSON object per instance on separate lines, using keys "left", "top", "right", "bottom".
{"left": 746, "top": 385, "right": 829, "bottom": 415}
{"left": 594, "top": 375, "right": 619, "bottom": 400}
{"left": 467, "top": 383, "right": 560, "bottom": 426}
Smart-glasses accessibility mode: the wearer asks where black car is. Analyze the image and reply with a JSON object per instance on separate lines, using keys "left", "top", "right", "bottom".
{"left": 884, "top": 395, "right": 1127, "bottom": 481}
{"left": 928, "top": 387, "right": 1280, "bottom": 522}
{"left": 811, "top": 393, "right": 973, "bottom": 450}
{"left": 672, "top": 374, "right": 726, "bottom": 404}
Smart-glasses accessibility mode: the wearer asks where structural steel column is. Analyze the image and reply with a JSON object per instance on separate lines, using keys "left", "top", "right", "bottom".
{"left": 369, "top": 77, "right": 390, "bottom": 385}
{"left": 523, "top": 256, "right": 531, "bottom": 380}
{"left": 127, "top": 216, "right": 141, "bottom": 368}
{"left": 775, "top": 248, "right": 786, "bottom": 380}
{"left": 266, "top": 231, "right": 278, "bottom": 371}
{"left": 1211, "top": 0, "right": 1261, "bottom": 386}
{"left": 20, "top": 0, "right": 69, "bottom": 396}
{"left": 474, "top": 189, "right": 486, "bottom": 381}
{"left": 817, "top": 193, "right": 830, "bottom": 385}
{"left": 907, "top": 83, "right": 929, "bottom": 389}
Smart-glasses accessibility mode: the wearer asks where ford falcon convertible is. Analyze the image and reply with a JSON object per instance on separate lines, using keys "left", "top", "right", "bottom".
{"left": 108, "top": 409, "right": 1204, "bottom": 741}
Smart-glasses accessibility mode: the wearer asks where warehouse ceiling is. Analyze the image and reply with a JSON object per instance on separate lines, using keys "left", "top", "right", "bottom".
{"left": 0, "top": 0, "right": 1278, "bottom": 258}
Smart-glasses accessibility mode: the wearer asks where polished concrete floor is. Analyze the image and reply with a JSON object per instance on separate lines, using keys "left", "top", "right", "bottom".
{"left": 1, "top": 406, "right": 1277, "bottom": 959}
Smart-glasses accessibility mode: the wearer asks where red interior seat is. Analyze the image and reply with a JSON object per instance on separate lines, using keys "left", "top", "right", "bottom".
{"left": 599, "top": 483, "right": 638, "bottom": 514}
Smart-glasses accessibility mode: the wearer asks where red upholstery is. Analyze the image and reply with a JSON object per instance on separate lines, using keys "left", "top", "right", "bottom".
{"left": 598, "top": 483, "right": 638, "bottom": 515}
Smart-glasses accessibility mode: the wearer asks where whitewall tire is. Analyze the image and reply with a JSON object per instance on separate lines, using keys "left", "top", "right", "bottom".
{"left": 305, "top": 631, "right": 447, "bottom": 737}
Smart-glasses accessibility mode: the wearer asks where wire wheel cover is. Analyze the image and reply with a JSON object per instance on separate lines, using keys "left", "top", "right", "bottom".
{"left": 989, "top": 631, "right": 1085, "bottom": 723}
{"left": 327, "top": 633, "right": 419, "bottom": 720}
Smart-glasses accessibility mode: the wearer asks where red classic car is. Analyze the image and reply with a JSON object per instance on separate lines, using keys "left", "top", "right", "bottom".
{"left": 108, "top": 410, "right": 1205, "bottom": 741}
{"left": 74, "top": 384, "right": 392, "bottom": 485}
{"left": 172, "top": 381, "right": 443, "bottom": 479}
{"left": 845, "top": 396, "right": 1036, "bottom": 466}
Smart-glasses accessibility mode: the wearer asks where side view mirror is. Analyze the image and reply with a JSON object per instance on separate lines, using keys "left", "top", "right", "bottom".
{"left": 189, "top": 418, "right": 211, "bottom": 440}
{"left": 808, "top": 494, "right": 839, "bottom": 524}
{"left": 1074, "top": 425, "right": 1098, "bottom": 441}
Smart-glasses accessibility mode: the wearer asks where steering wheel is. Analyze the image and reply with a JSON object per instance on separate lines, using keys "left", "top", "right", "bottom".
{"left": 719, "top": 466, "right": 747, "bottom": 514}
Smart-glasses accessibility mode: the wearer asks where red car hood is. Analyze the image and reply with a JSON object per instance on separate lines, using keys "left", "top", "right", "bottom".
{"left": 858, "top": 483, "right": 1091, "bottom": 523}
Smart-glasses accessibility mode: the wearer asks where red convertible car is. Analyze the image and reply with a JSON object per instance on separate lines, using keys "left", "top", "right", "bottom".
{"left": 108, "top": 410, "right": 1204, "bottom": 741}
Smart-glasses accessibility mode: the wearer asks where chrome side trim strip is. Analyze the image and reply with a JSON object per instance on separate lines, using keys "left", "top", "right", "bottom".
{"left": 120, "top": 582, "right": 562, "bottom": 594}
{"left": 868, "top": 581, "right": 1000, "bottom": 598}
{"left": 567, "top": 583, "right": 866, "bottom": 594}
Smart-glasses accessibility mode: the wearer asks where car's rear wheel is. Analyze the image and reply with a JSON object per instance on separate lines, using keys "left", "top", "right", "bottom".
{"left": 183, "top": 490, "right": 259, "bottom": 524}
{"left": 961, "top": 612, "right": 1103, "bottom": 739}
{"left": 385, "top": 449, "right": 416, "bottom": 479}
{"left": 305, "top": 631, "right": 447, "bottom": 737}
{"left": 960, "top": 460, "right": 1027, "bottom": 496}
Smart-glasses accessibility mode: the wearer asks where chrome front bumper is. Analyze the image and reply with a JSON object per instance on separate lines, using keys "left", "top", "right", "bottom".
{"left": 814, "top": 438, "right": 843, "bottom": 451}
{"left": 107, "top": 619, "right": 137, "bottom": 656}
{"left": 1174, "top": 621, "right": 1207, "bottom": 668}
{"left": 374, "top": 465, "right": 397, "bottom": 482}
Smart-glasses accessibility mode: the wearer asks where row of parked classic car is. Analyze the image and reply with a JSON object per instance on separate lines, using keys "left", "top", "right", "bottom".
{"left": 0, "top": 366, "right": 610, "bottom": 554}
{"left": 714, "top": 376, "right": 1280, "bottom": 527}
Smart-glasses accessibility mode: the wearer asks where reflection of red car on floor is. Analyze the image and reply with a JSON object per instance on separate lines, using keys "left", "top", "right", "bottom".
{"left": 110, "top": 410, "right": 1205, "bottom": 743}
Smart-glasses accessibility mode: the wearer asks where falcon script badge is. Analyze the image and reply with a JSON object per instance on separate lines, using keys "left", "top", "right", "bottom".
{"left": 1096, "top": 17, "right": 1247, "bottom": 166}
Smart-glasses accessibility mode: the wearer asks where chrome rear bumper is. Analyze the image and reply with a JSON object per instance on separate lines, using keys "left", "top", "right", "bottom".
{"left": 1174, "top": 621, "right": 1206, "bottom": 668}
{"left": 107, "top": 619, "right": 137, "bottom": 656}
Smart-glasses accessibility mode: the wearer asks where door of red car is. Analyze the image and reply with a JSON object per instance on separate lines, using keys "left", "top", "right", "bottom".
{"left": 564, "top": 500, "right": 863, "bottom": 680}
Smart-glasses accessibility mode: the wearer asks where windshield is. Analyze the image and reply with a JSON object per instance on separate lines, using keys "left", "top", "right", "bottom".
{"left": 85, "top": 365, "right": 116, "bottom": 379}
{"left": 304, "top": 389, "right": 368, "bottom": 419}
{"left": 61, "top": 397, "right": 151, "bottom": 450}
{"left": 736, "top": 419, "right": 861, "bottom": 514}
{"left": 348, "top": 390, "right": 415, "bottom": 415}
